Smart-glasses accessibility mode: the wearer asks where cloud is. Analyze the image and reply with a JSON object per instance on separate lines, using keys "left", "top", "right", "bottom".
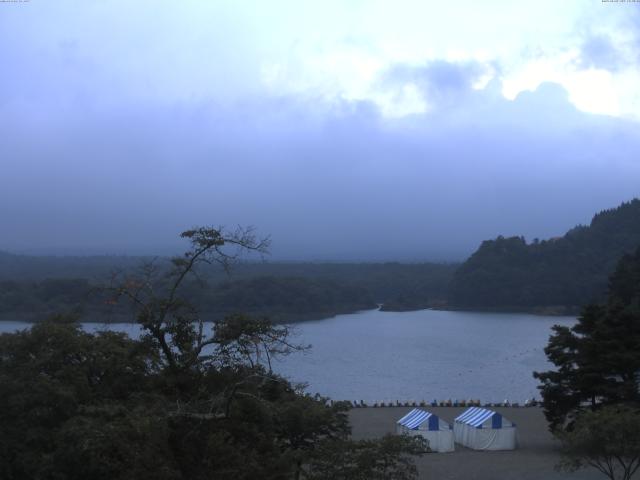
{"left": 1, "top": 74, "right": 639, "bottom": 260}
{"left": 627, "top": 8, "right": 640, "bottom": 63}
{"left": 381, "top": 60, "right": 494, "bottom": 111}
{"left": 578, "top": 34, "right": 624, "bottom": 71}
{"left": 1, "top": 2, "right": 639, "bottom": 260}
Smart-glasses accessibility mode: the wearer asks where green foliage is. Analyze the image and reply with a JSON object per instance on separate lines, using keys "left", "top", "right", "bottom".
{"left": 0, "top": 227, "right": 425, "bottom": 479}
{"left": 451, "top": 199, "right": 640, "bottom": 310}
{"left": 190, "top": 276, "right": 376, "bottom": 322}
{"left": 0, "top": 278, "right": 92, "bottom": 320}
{"left": 0, "top": 261, "right": 455, "bottom": 322}
{"left": 0, "top": 251, "right": 145, "bottom": 281}
{"left": 0, "top": 316, "right": 361, "bottom": 479}
{"left": 304, "top": 434, "right": 427, "bottom": 480}
{"left": 558, "top": 405, "right": 640, "bottom": 480}
{"left": 0, "top": 320, "right": 164, "bottom": 480}
{"left": 534, "top": 247, "right": 640, "bottom": 431}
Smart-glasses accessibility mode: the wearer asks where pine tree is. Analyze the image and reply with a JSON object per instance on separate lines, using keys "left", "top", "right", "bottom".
{"left": 534, "top": 246, "right": 640, "bottom": 431}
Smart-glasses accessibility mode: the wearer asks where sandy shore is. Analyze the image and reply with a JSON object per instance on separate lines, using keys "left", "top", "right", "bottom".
{"left": 349, "top": 407, "right": 605, "bottom": 480}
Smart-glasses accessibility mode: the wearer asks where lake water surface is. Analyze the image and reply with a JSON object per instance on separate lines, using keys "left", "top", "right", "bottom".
{"left": 0, "top": 308, "right": 574, "bottom": 403}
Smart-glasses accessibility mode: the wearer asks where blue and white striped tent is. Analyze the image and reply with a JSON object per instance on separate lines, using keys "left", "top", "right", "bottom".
{"left": 453, "top": 407, "right": 517, "bottom": 450}
{"left": 396, "top": 408, "right": 454, "bottom": 452}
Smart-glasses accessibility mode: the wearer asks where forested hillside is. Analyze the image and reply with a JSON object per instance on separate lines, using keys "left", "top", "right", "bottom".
{"left": 449, "top": 199, "right": 640, "bottom": 312}
{"left": 185, "top": 276, "right": 377, "bottom": 322}
{"left": 0, "top": 252, "right": 145, "bottom": 281}
{"left": 0, "top": 254, "right": 456, "bottom": 322}
{"left": 2, "top": 199, "right": 638, "bottom": 319}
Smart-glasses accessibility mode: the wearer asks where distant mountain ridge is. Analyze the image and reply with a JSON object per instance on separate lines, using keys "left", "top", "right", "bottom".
{"left": 449, "top": 198, "right": 640, "bottom": 312}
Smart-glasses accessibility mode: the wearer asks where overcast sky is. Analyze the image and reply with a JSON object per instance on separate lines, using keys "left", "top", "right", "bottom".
{"left": 1, "top": 1, "right": 639, "bottom": 260}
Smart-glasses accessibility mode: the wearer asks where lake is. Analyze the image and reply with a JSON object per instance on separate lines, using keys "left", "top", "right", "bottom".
{"left": 0, "top": 308, "right": 574, "bottom": 403}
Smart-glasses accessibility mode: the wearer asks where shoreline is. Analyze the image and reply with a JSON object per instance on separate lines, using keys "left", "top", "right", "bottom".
{"left": 0, "top": 307, "right": 376, "bottom": 324}
{"left": 0, "top": 303, "right": 579, "bottom": 324}
{"left": 430, "top": 305, "right": 580, "bottom": 317}
{"left": 345, "top": 402, "right": 539, "bottom": 409}
{"left": 381, "top": 304, "right": 579, "bottom": 317}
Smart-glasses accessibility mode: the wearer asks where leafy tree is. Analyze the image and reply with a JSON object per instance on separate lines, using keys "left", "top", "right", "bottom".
{"left": 107, "top": 226, "right": 271, "bottom": 372}
{"left": 0, "top": 226, "right": 425, "bottom": 479}
{"left": 558, "top": 405, "right": 640, "bottom": 480}
{"left": 0, "top": 317, "right": 165, "bottom": 480}
{"left": 534, "top": 246, "right": 640, "bottom": 430}
{"left": 304, "top": 435, "right": 428, "bottom": 480}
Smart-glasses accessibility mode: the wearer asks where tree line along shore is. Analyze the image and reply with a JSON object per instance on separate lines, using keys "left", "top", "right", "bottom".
{"left": 0, "top": 198, "right": 638, "bottom": 323}
{"left": 2, "top": 216, "right": 640, "bottom": 479}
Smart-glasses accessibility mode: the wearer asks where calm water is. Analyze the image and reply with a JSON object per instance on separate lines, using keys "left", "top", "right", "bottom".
{"left": 0, "top": 309, "right": 574, "bottom": 403}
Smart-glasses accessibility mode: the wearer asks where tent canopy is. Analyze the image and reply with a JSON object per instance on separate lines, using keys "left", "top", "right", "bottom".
{"left": 396, "top": 408, "right": 455, "bottom": 452}
{"left": 453, "top": 407, "right": 517, "bottom": 450}
{"left": 454, "top": 407, "right": 511, "bottom": 429}
{"left": 397, "top": 408, "right": 442, "bottom": 431}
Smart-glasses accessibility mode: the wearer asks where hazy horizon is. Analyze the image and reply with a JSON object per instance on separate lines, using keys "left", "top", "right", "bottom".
{"left": 1, "top": 1, "right": 639, "bottom": 261}
{"left": 1, "top": 194, "right": 635, "bottom": 262}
